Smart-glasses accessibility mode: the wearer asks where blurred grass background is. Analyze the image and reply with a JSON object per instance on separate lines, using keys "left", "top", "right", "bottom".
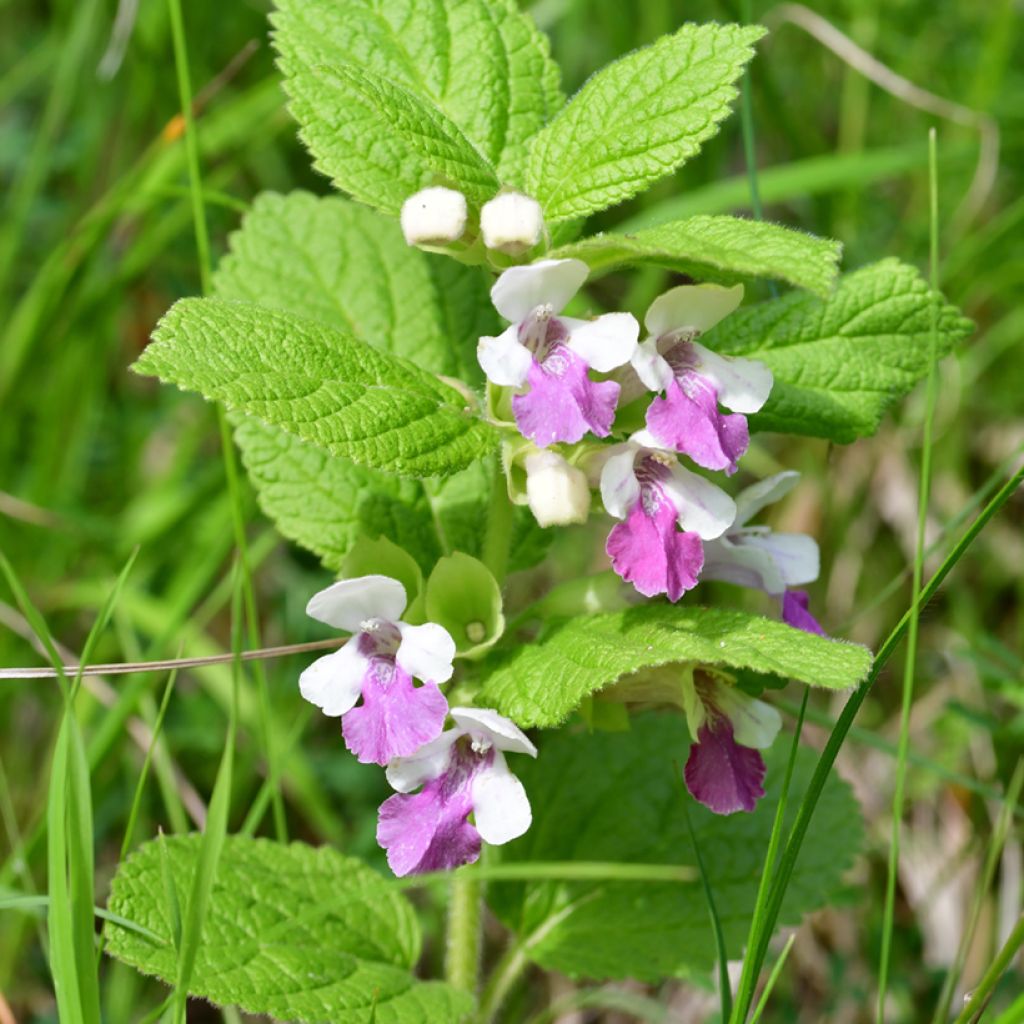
{"left": 0, "top": 0, "right": 1022, "bottom": 1020}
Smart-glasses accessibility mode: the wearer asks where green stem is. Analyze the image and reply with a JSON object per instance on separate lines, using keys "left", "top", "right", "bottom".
{"left": 445, "top": 875, "right": 482, "bottom": 996}
{"left": 478, "top": 938, "right": 530, "bottom": 1024}
{"left": 951, "top": 913, "right": 1024, "bottom": 1024}
{"left": 877, "top": 127, "right": 942, "bottom": 1020}
{"left": 481, "top": 457, "right": 514, "bottom": 585}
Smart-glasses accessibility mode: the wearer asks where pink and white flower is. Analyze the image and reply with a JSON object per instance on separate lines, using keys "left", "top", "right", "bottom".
{"left": 478, "top": 259, "right": 639, "bottom": 447}
{"left": 682, "top": 672, "right": 781, "bottom": 815}
{"left": 631, "top": 284, "right": 773, "bottom": 475}
{"left": 700, "top": 471, "right": 819, "bottom": 595}
{"left": 377, "top": 707, "right": 537, "bottom": 876}
{"left": 600, "top": 440, "right": 736, "bottom": 601}
{"left": 299, "top": 575, "right": 454, "bottom": 767}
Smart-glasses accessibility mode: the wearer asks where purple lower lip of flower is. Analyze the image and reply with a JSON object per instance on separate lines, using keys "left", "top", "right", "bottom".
{"left": 644, "top": 375, "right": 749, "bottom": 475}
{"left": 341, "top": 657, "right": 448, "bottom": 766}
{"left": 512, "top": 343, "right": 620, "bottom": 447}
{"left": 377, "top": 742, "right": 493, "bottom": 876}
{"left": 606, "top": 485, "right": 704, "bottom": 601}
{"left": 684, "top": 718, "right": 766, "bottom": 815}
{"left": 782, "top": 589, "right": 827, "bottom": 637}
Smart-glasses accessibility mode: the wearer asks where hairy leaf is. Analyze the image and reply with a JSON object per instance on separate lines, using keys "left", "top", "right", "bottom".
{"left": 134, "top": 297, "right": 498, "bottom": 478}
{"left": 273, "top": 0, "right": 563, "bottom": 184}
{"left": 280, "top": 59, "right": 498, "bottom": 214}
{"left": 551, "top": 216, "right": 841, "bottom": 297}
{"left": 526, "top": 24, "right": 764, "bottom": 222}
{"left": 490, "top": 715, "right": 863, "bottom": 980}
{"left": 478, "top": 606, "right": 871, "bottom": 728}
{"left": 104, "top": 835, "right": 474, "bottom": 1023}
{"left": 709, "top": 258, "right": 974, "bottom": 441}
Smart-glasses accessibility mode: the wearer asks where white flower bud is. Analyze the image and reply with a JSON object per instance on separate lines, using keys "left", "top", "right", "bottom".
{"left": 480, "top": 192, "right": 544, "bottom": 254}
{"left": 400, "top": 187, "right": 467, "bottom": 246}
{"left": 525, "top": 451, "right": 590, "bottom": 528}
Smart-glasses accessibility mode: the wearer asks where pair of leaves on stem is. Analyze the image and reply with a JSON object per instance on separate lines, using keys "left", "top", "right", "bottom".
{"left": 103, "top": 717, "right": 862, "bottom": 1021}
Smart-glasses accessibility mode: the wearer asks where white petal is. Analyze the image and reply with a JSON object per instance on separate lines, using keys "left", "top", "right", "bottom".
{"left": 298, "top": 638, "right": 366, "bottom": 717}
{"left": 477, "top": 323, "right": 532, "bottom": 387}
{"left": 385, "top": 730, "right": 459, "bottom": 793}
{"left": 525, "top": 451, "right": 591, "bottom": 527}
{"left": 734, "top": 471, "right": 800, "bottom": 527}
{"left": 644, "top": 283, "right": 743, "bottom": 339}
{"left": 630, "top": 336, "right": 674, "bottom": 392}
{"left": 562, "top": 312, "right": 640, "bottom": 372}
{"left": 396, "top": 621, "right": 456, "bottom": 684}
{"left": 721, "top": 693, "right": 782, "bottom": 750}
{"left": 450, "top": 707, "right": 537, "bottom": 756}
{"left": 306, "top": 575, "right": 407, "bottom": 631}
{"left": 490, "top": 258, "right": 589, "bottom": 323}
{"left": 700, "top": 538, "right": 786, "bottom": 595}
{"left": 662, "top": 462, "right": 737, "bottom": 540}
{"left": 599, "top": 445, "right": 641, "bottom": 520}
{"left": 399, "top": 187, "right": 467, "bottom": 246}
{"left": 743, "top": 533, "right": 820, "bottom": 587}
{"left": 691, "top": 342, "right": 773, "bottom": 414}
{"left": 471, "top": 755, "right": 532, "bottom": 845}
{"left": 480, "top": 192, "right": 544, "bottom": 254}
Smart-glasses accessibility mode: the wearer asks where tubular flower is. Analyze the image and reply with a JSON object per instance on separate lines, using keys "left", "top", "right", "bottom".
{"left": 399, "top": 187, "right": 468, "bottom": 247}
{"left": 480, "top": 191, "right": 544, "bottom": 254}
{"left": 377, "top": 707, "right": 537, "bottom": 876}
{"left": 524, "top": 450, "right": 591, "bottom": 527}
{"left": 631, "top": 284, "right": 773, "bottom": 475}
{"left": 600, "top": 440, "right": 736, "bottom": 601}
{"left": 299, "top": 575, "right": 454, "bottom": 767}
{"left": 478, "top": 258, "right": 639, "bottom": 447}
{"left": 682, "top": 671, "right": 782, "bottom": 815}
{"left": 781, "top": 589, "right": 827, "bottom": 636}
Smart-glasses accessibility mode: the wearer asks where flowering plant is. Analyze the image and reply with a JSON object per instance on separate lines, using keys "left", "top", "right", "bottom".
{"left": 99, "top": 1, "right": 972, "bottom": 1020}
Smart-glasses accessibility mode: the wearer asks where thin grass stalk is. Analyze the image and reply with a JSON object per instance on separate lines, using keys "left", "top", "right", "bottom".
{"left": 730, "top": 455, "right": 1024, "bottom": 1023}
{"left": 951, "top": 913, "right": 1024, "bottom": 1024}
{"left": 876, "top": 126, "right": 943, "bottom": 1020}
{"left": 732, "top": 690, "right": 809, "bottom": 1021}
{"left": 747, "top": 933, "right": 796, "bottom": 1024}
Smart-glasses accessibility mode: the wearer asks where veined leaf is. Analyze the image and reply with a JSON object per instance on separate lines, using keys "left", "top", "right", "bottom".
{"left": 551, "top": 215, "right": 841, "bottom": 297}
{"left": 478, "top": 606, "right": 871, "bottom": 728}
{"left": 104, "top": 835, "right": 474, "bottom": 1024}
{"left": 709, "top": 258, "right": 974, "bottom": 442}
{"left": 526, "top": 23, "right": 764, "bottom": 222}
{"left": 489, "top": 715, "right": 863, "bottom": 981}
{"left": 134, "top": 297, "right": 498, "bottom": 478}
{"left": 273, "top": 0, "right": 563, "bottom": 184}
{"left": 280, "top": 60, "right": 498, "bottom": 214}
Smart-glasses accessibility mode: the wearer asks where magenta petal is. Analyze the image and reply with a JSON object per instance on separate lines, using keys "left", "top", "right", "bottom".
{"left": 684, "top": 720, "right": 766, "bottom": 814}
{"left": 376, "top": 748, "right": 488, "bottom": 876}
{"left": 782, "top": 589, "right": 828, "bottom": 637}
{"left": 342, "top": 658, "right": 448, "bottom": 766}
{"left": 513, "top": 344, "right": 620, "bottom": 447}
{"left": 646, "top": 376, "right": 749, "bottom": 475}
{"left": 606, "top": 495, "right": 704, "bottom": 601}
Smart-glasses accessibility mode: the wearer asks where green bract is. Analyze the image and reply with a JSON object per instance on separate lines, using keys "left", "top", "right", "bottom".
{"left": 104, "top": 835, "right": 474, "bottom": 1024}
{"left": 424, "top": 552, "right": 505, "bottom": 656}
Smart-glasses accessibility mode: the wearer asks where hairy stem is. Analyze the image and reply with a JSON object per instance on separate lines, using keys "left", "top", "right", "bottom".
{"left": 445, "top": 875, "right": 483, "bottom": 996}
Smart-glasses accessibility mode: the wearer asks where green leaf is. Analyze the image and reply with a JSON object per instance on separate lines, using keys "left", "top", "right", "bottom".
{"left": 272, "top": 0, "right": 563, "bottom": 184}
{"left": 134, "top": 297, "right": 498, "bottom": 478}
{"left": 478, "top": 606, "right": 871, "bottom": 728}
{"left": 526, "top": 23, "right": 764, "bottom": 222}
{"left": 211, "top": 191, "right": 549, "bottom": 571}
{"left": 708, "top": 258, "right": 974, "bottom": 442}
{"left": 104, "top": 834, "right": 474, "bottom": 1024}
{"left": 489, "top": 714, "right": 863, "bottom": 981}
{"left": 550, "top": 215, "right": 841, "bottom": 297}
{"left": 280, "top": 60, "right": 498, "bottom": 214}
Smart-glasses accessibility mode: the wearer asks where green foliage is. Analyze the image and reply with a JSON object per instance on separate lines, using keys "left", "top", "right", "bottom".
{"left": 711, "top": 258, "right": 974, "bottom": 442}
{"left": 134, "top": 297, "right": 499, "bottom": 478}
{"left": 551, "top": 215, "right": 842, "bottom": 297}
{"left": 478, "top": 606, "right": 872, "bottom": 728}
{"left": 490, "top": 715, "right": 863, "bottom": 980}
{"left": 279, "top": 58, "right": 498, "bottom": 214}
{"left": 104, "top": 834, "right": 475, "bottom": 1023}
{"left": 526, "top": 24, "right": 764, "bottom": 222}
{"left": 272, "top": 0, "right": 562, "bottom": 186}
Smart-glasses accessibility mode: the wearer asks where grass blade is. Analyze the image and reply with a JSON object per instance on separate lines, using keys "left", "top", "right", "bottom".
{"left": 748, "top": 933, "right": 796, "bottom": 1024}
{"left": 951, "top": 913, "right": 1024, "bottom": 1024}
{"left": 876, "top": 126, "right": 943, "bottom": 1019}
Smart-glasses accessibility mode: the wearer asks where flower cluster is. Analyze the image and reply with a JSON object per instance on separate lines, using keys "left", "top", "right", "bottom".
{"left": 299, "top": 575, "right": 535, "bottom": 876}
